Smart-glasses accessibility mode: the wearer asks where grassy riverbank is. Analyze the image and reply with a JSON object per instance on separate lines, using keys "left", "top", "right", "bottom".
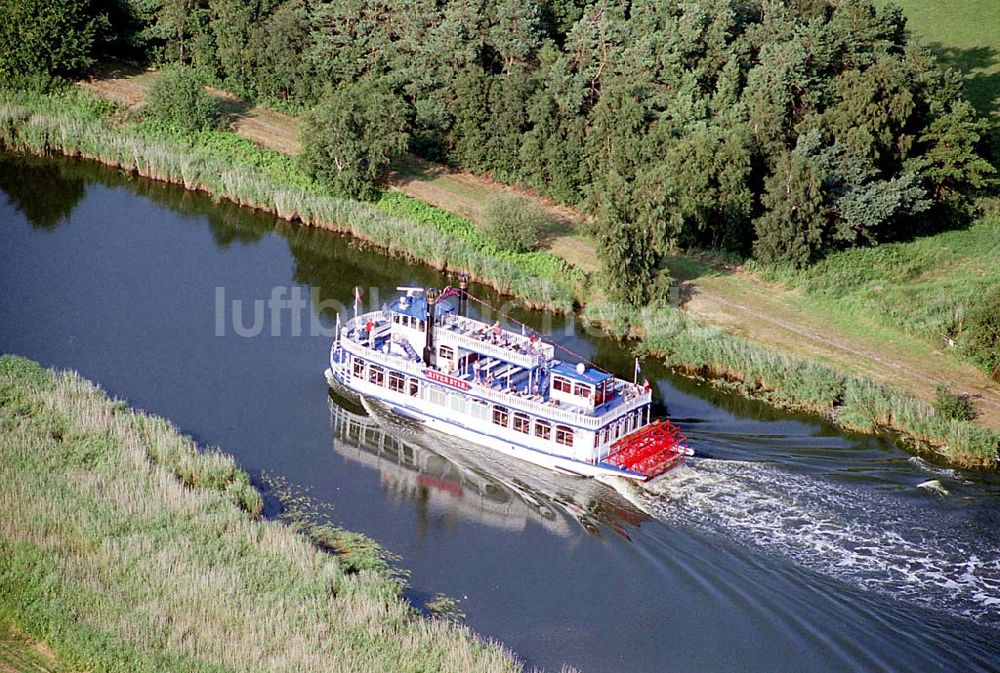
{"left": 0, "top": 87, "right": 583, "bottom": 310}
{"left": 750, "top": 212, "right": 1000, "bottom": 364}
{"left": 0, "top": 619, "right": 72, "bottom": 673}
{"left": 0, "top": 355, "right": 520, "bottom": 673}
{"left": 1, "top": 85, "right": 997, "bottom": 467}
{"left": 585, "top": 300, "right": 998, "bottom": 468}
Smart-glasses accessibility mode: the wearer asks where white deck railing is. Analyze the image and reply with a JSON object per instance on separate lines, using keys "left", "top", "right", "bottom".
{"left": 438, "top": 314, "right": 553, "bottom": 369}
{"left": 338, "top": 313, "right": 650, "bottom": 431}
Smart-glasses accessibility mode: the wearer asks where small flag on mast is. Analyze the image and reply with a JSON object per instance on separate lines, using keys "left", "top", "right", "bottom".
{"left": 634, "top": 357, "right": 641, "bottom": 385}
{"left": 353, "top": 286, "right": 362, "bottom": 320}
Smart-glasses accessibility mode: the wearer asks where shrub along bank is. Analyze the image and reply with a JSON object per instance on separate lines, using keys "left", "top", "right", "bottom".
{"left": 0, "top": 354, "right": 520, "bottom": 673}
{"left": 0, "top": 86, "right": 995, "bottom": 468}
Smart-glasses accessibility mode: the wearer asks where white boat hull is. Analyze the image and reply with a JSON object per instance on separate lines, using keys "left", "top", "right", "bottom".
{"left": 326, "top": 368, "right": 646, "bottom": 481}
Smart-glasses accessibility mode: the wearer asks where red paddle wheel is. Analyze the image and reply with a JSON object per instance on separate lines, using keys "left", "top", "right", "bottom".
{"left": 604, "top": 420, "right": 688, "bottom": 480}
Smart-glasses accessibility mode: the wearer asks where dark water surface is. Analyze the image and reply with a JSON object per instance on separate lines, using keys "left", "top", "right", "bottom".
{"left": 2, "top": 153, "right": 999, "bottom": 673}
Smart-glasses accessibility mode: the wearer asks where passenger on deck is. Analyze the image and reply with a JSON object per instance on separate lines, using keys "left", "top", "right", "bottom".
{"left": 365, "top": 319, "right": 375, "bottom": 347}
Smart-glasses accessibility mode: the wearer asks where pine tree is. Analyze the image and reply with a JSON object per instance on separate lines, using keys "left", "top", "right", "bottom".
{"left": 753, "top": 150, "right": 830, "bottom": 267}
{"left": 906, "top": 99, "right": 996, "bottom": 207}
{"left": 596, "top": 172, "right": 665, "bottom": 306}
{"left": 0, "top": 0, "right": 108, "bottom": 89}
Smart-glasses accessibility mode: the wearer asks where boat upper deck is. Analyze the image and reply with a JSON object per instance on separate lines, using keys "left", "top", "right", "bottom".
{"left": 338, "top": 311, "right": 651, "bottom": 431}
{"left": 438, "top": 313, "right": 555, "bottom": 368}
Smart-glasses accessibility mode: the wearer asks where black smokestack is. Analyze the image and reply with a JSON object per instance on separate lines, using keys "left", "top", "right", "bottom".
{"left": 458, "top": 273, "right": 468, "bottom": 318}
{"left": 423, "top": 288, "right": 438, "bottom": 367}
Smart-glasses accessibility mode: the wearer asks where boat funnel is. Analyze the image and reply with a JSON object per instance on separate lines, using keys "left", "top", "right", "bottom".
{"left": 458, "top": 273, "right": 469, "bottom": 317}
{"left": 423, "top": 288, "right": 438, "bottom": 367}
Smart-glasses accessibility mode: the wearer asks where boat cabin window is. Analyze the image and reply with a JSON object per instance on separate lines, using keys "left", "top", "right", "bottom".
{"left": 552, "top": 376, "right": 572, "bottom": 394}
{"left": 439, "top": 345, "right": 454, "bottom": 361}
{"left": 555, "top": 425, "right": 574, "bottom": 447}
{"left": 428, "top": 387, "right": 446, "bottom": 406}
{"left": 534, "top": 420, "right": 551, "bottom": 441}
{"left": 470, "top": 399, "right": 489, "bottom": 421}
{"left": 573, "top": 383, "right": 591, "bottom": 398}
{"left": 352, "top": 359, "right": 365, "bottom": 378}
{"left": 449, "top": 394, "right": 466, "bottom": 413}
{"left": 492, "top": 405, "right": 509, "bottom": 428}
{"left": 368, "top": 365, "right": 384, "bottom": 386}
{"left": 388, "top": 371, "right": 405, "bottom": 393}
{"left": 408, "top": 378, "right": 420, "bottom": 396}
{"left": 513, "top": 412, "right": 530, "bottom": 434}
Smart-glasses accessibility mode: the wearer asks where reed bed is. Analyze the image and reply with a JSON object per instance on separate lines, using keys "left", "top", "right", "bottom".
{"left": 584, "top": 300, "right": 1000, "bottom": 467}
{"left": 0, "top": 355, "right": 521, "bottom": 673}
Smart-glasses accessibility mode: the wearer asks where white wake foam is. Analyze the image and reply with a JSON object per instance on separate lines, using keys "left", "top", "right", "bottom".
{"left": 629, "top": 459, "right": 1000, "bottom": 628}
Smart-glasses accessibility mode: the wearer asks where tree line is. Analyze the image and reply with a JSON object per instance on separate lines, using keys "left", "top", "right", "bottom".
{"left": 1, "top": 0, "right": 994, "bottom": 304}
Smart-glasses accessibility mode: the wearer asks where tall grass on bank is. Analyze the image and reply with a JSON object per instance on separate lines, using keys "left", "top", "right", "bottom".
{"left": 0, "top": 355, "right": 521, "bottom": 673}
{"left": 749, "top": 213, "right": 1000, "bottom": 374}
{"left": 0, "top": 88, "right": 580, "bottom": 311}
{"left": 585, "top": 300, "right": 1000, "bottom": 467}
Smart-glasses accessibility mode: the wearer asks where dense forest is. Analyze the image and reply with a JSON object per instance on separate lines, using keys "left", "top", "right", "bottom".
{"left": 1, "top": 0, "right": 994, "bottom": 304}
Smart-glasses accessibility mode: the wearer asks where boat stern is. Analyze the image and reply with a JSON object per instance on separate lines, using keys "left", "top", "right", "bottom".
{"left": 600, "top": 420, "right": 692, "bottom": 481}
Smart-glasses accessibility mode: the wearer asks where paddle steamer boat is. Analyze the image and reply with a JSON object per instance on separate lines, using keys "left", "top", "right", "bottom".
{"left": 325, "top": 281, "right": 691, "bottom": 481}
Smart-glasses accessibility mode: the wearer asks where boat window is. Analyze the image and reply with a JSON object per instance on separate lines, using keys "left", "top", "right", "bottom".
{"left": 573, "top": 383, "right": 591, "bottom": 398}
{"left": 449, "top": 394, "right": 466, "bottom": 413}
{"left": 352, "top": 359, "right": 365, "bottom": 378}
{"left": 601, "top": 427, "right": 610, "bottom": 445}
{"left": 534, "top": 420, "right": 551, "bottom": 441}
{"left": 418, "top": 320, "right": 425, "bottom": 332}
{"left": 513, "top": 412, "right": 530, "bottom": 434}
{"left": 553, "top": 376, "right": 572, "bottom": 394}
{"left": 470, "top": 399, "right": 489, "bottom": 421}
{"left": 408, "top": 378, "right": 420, "bottom": 397}
{"left": 555, "top": 425, "right": 574, "bottom": 447}
{"left": 388, "top": 371, "right": 405, "bottom": 393}
{"left": 492, "top": 405, "right": 509, "bottom": 427}
{"left": 429, "top": 387, "right": 446, "bottom": 406}
{"left": 439, "top": 345, "right": 454, "bottom": 361}
{"left": 368, "top": 365, "right": 384, "bottom": 386}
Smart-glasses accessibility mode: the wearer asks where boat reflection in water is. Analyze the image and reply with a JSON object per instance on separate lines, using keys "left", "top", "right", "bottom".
{"left": 328, "top": 392, "right": 649, "bottom": 539}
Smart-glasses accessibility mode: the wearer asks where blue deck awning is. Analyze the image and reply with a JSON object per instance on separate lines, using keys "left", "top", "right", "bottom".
{"left": 387, "top": 296, "right": 455, "bottom": 320}
{"left": 549, "top": 361, "right": 613, "bottom": 387}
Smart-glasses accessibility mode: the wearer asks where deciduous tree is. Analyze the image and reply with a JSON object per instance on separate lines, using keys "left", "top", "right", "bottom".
{"left": 299, "top": 80, "right": 410, "bottom": 200}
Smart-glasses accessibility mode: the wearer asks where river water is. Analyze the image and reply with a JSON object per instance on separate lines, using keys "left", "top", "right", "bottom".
{"left": 2, "top": 152, "right": 998, "bottom": 672}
